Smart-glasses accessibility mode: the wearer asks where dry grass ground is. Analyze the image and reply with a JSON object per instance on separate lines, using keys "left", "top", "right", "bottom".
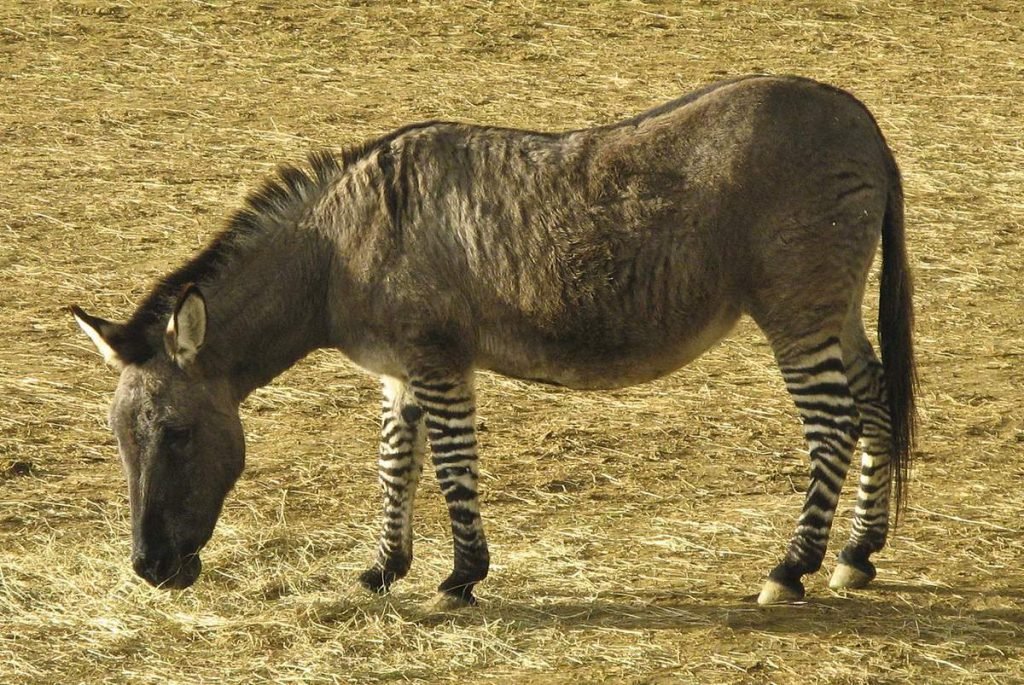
{"left": 2, "top": 1, "right": 1023, "bottom": 683}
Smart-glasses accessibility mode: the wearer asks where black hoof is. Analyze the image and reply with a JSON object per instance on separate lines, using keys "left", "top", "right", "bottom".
{"left": 358, "top": 567, "right": 396, "bottom": 594}
{"left": 438, "top": 574, "right": 479, "bottom": 605}
{"left": 358, "top": 552, "right": 411, "bottom": 594}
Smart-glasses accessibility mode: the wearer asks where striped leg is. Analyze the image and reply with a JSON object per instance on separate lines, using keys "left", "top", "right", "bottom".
{"left": 759, "top": 338, "right": 861, "bottom": 604}
{"left": 830, "top": 354, "right": 892, "bottom": 589}
{"left": 409, "top": 377, "right": 489, "bottom": 605}
{"left": 358, "top": 376, "right": 426, "bottom": 593}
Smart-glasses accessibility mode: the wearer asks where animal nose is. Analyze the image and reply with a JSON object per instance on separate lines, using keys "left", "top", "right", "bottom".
{"left": 132, "top": 549, "right": 175, "bottom": 586}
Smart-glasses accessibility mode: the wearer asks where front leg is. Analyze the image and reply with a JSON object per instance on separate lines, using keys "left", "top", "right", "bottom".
{"left": 359, "top": 376, "right": 426, "bottom": 593}
{"left": 410, "top": 376, "right": 489, "bottom": 605}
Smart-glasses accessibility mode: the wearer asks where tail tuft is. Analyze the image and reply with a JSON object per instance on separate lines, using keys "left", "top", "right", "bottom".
{"left": 878, "top": 157, "right": 917, "bottom": 526}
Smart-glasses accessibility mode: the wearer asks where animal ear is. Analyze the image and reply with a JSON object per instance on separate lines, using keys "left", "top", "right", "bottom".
{"left": 165, "top": 284, "right": 207, "bottom": 368}
{"left": 70, "top": 306, "right": 127, "bottom": 370}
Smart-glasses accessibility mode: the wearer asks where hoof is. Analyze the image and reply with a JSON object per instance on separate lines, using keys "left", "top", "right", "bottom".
{"left": 431, "top": 591, "right": 477, "bottom": 612}
{"left": 437, "top": 572, "right": 481, "bottom": 606}
{"left": 357, "top": 567, "right": 393, "bottom": 594}
{"left": 757, "top": 578, "right": 805, "bottom": 605}
{"left": 829, "top": 561, "right": 876, "bottom": 590}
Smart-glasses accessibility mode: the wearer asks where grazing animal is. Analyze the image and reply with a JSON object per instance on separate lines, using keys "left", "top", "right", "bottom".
{"left": 72, "top": 75, "right": 915, "bottom": 605}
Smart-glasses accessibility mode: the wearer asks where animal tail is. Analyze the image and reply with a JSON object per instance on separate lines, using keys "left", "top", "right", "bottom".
{"left": 878, "top": 151, "right": 917, "bottom": 527}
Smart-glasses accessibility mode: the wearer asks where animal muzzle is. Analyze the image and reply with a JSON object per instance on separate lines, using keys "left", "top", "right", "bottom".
{"left": 132, "top": 548, "right": 203, "bottom": 589}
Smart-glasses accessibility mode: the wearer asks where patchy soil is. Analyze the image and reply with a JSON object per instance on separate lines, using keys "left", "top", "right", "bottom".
{"left": 2, "top": 1, "right": 1023, "bottom": 683}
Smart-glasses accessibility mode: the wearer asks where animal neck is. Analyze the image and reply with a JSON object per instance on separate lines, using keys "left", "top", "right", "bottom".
{"left": 125, "top": 149, "right": 394, "bottom": 400}
{"left": 198, "top": 225, "right": 334, "bottom": 402}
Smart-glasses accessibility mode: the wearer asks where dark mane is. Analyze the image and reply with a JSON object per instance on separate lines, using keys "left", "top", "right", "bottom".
{"left": 117, "top": 120, "right": 441, "bottom": 364}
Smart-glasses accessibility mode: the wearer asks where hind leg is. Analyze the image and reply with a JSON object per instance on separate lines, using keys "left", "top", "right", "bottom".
{"left": 758, "top": 337, "right": 862, "bottom": 604}
{"left": 829, "top": 325, "right": 893, "bottom": 590}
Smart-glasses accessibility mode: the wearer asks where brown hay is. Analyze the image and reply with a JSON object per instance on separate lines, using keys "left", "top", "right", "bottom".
{"left": 3, "top": 1, "right": 1024, "bottom": 683}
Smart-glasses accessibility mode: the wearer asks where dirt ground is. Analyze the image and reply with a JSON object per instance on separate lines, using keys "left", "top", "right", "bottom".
{"left": 2, "top": 1, "right": 1023, "bottom": 683}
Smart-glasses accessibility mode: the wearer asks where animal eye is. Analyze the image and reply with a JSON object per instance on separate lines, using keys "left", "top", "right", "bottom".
{"left": 162, "top": 426, "right": 193, "bottom": 448}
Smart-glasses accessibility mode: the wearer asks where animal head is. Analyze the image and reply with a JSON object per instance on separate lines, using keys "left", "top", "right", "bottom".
{"left": 71, "top": 285, "right": 244, "bottom": 589}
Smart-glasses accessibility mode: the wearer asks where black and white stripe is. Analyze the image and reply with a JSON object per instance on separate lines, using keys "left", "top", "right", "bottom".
{"left": 831, "top": 354, "right": 893, "bottom": 586}
{"left": 762, "top": 338, "right": 861, "bottom": 601}
{"left": 409, "top": 377, "right": 489, "bottom": 603}
{"left": 359, "top": 375, "right": 489, "bottom": 603}
{"left": 358, "top": 377, "right": 425, "bottom": 593}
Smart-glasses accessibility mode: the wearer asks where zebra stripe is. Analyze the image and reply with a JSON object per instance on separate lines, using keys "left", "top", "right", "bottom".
{"left": 409, "top": 377, "right": 490, "bottom": 603}
{"left": 359, "top": 377, "right": 426, "bottom": 594}
{"left": 769, "top": 338, "right": 860, "bottom": 591}
{"left": 842, "top": 355, "right": 893, "bottom": 560}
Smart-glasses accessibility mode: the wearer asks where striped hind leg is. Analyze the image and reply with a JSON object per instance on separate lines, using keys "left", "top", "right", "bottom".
{"left": 409, "top": 376, "right": 489, "bottom": 605}
{"left": 829, "top": 346, "right": 893, "bottom": 590}
{"left": 358, "top": 376, "right": 426, "bottom": 593}
{"left": 758, "top": 338, "right": 861, "bottom": 604}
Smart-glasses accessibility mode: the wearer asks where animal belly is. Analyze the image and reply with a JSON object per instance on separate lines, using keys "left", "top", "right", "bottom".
{"left": 479, "top": 309, "right": 739, "bottom": 390}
